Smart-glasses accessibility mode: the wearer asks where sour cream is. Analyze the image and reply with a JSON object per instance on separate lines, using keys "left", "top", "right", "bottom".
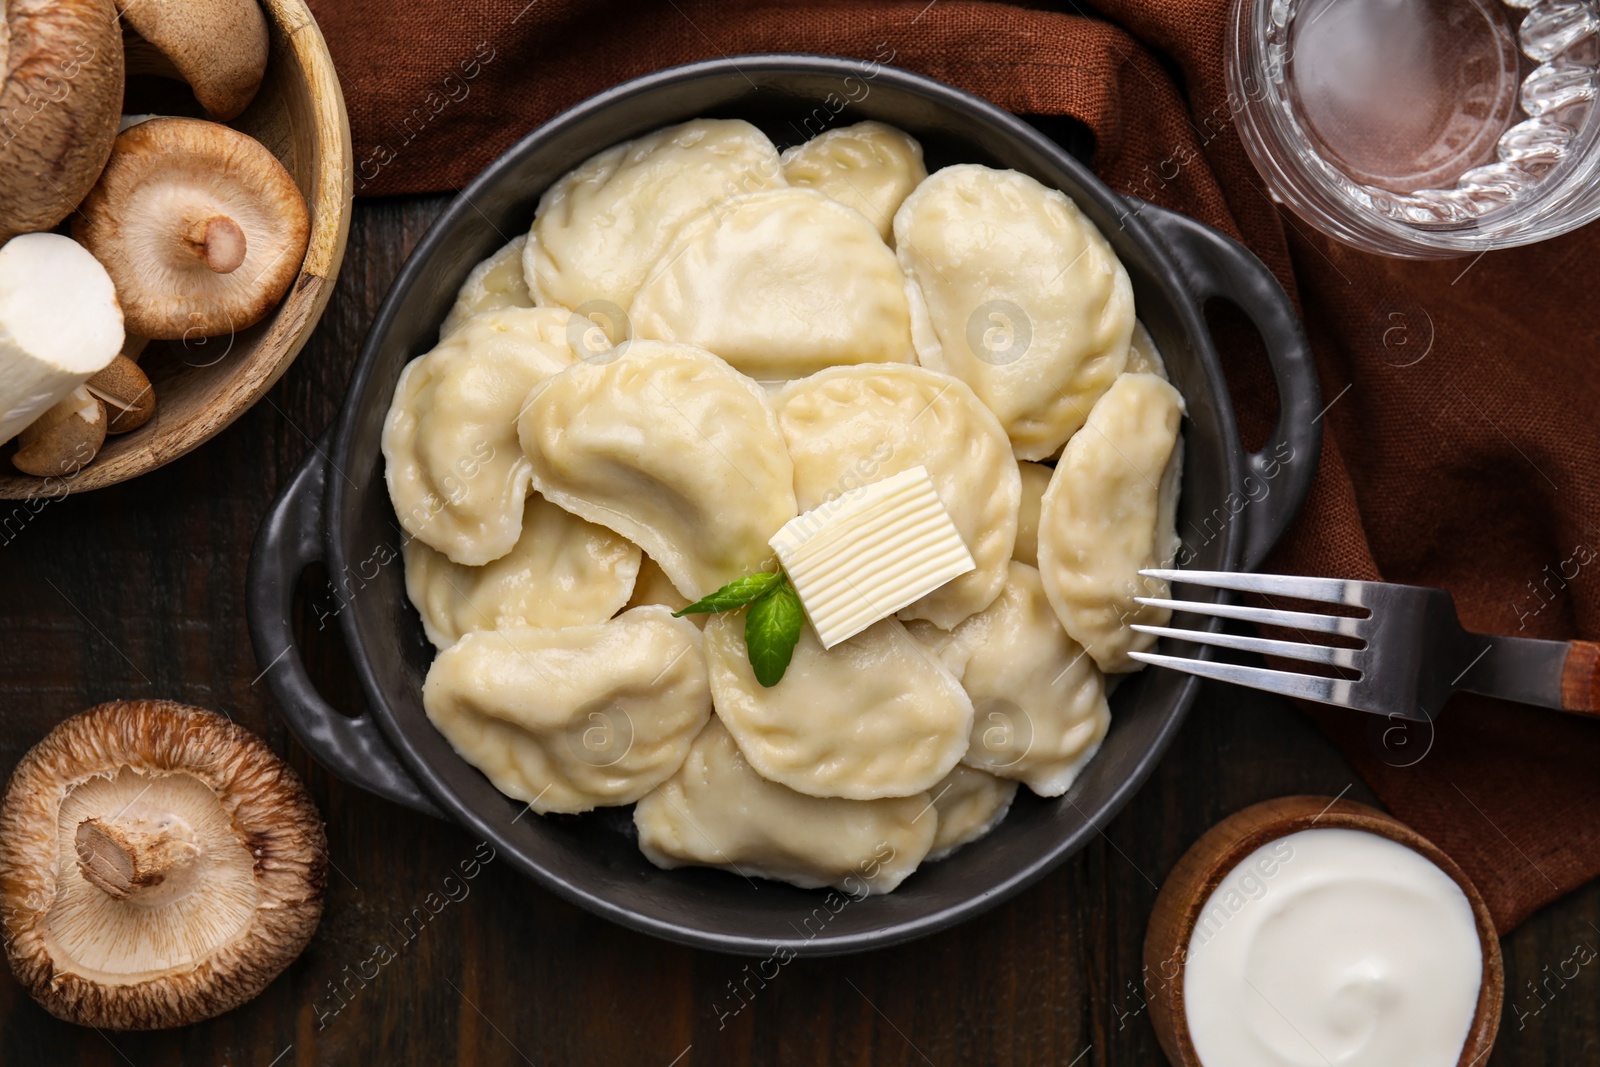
{"left": 1183, "top": 828, "right": 1482, "bottom": 1067}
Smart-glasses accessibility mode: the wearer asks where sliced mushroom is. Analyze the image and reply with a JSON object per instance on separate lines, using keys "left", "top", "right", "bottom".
{"left": 73, "top": 118, "right": 311, "bottom": 340}
{"left": 0, "top": 700, "right": 327, "bottom": 1030}
{"left": 116, "top": 0, "right": 269, "bottom": 121}
{"left": 0, "top": 0, "right": 125, "bottom": 239}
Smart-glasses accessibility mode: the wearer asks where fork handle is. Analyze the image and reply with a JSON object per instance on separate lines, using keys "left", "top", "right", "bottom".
{"left": 1461, "top": 634, "right": 1600, "bottom": 717}
{"left": 1561, "top": 641, "right": 1600, "bottom": 715}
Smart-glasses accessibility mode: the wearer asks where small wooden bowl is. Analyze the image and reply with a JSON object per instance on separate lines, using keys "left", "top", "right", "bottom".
{"left": 0, "top": 0, "right": 352, "bottom": 499}
{"left": 1144, "top": 795, "right": 1503, "bottom": 1067}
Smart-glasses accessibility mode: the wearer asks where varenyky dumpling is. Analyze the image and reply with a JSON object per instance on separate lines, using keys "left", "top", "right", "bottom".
{"left": 439, "top": 234, "right": 534, "bottom": 339}
{"left": 634, "top": 717, "right": 936, "bottom": 894}
{"left": 705, "top": 614, "right": 973, "bottom": 800}
{"left": 623, "top": 554, "right": 694, "bottom": 619}
{"left": 1038, "top": 373, "right": 1184, "bottom": 672}
{"left": 422, "top": 607, "right": 709, "bottom": 814}
{"left": 775, "top": 364, "right": 1020, "bottom": 628}
{"left": 383, "top": 308, "right": 575, "bottom": 565}
{"left": 526, "top": 119, "right": 785, "bottom": 312}
{"left": 1124, "top": 319, "right": 1169, "bottom": 380}
{"left": 446, "top": 303, "right": 589, "bottom": 358}
{"left": 895, "top": 164, "right": 1135, "bottom": 460}
{"left": 629, "top": 187, "right": 915, "bottom": 380}
{"left": 517, "top": 341, "right": 797, "bottom": 600}
{"left": 953, "top": 562, "right": 1110, "bottom": 796}
{"left": 903, "top": 617, "right": 978, "bottom": 680}
{"left": 781, "top": 121, "right": 927, "bottom": 243}
{"left": 1013, "top": 460, "right": 1054, "bottom": 568}
{"left": 927, "top": 765, "right": 1018, "bottom": 861}
{"left": 404, "top": 494, "right": 641, "bottom": 649}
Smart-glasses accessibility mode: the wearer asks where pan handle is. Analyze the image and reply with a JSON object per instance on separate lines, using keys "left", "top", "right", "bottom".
{"left": 1134, "top": 202, "right": 1323, "bottom": 571}
{"left": 247, "top": 445, "right": 442, "bottom": 817}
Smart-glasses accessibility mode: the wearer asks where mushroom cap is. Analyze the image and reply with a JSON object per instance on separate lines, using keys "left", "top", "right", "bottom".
{"left": 116, "top": 0, "right": 268, "bottom": 121}
{"left": 73, "top": 118, "right": 311, "bottom": 341}
{"left": 86, "top": 354, "right": 157, "bottom": 433}
{"left": 0, "top": 700, "right": 327, "bottom": 1030}
{"left": 11, "top": 385, "right": 106, "bottom": 476}
{"left": 0, "top": 0, "right": 125, "bottom": 239}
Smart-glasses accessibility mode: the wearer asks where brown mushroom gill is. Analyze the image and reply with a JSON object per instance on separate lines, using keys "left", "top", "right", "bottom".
{"left": 46, "top": 767, "right": 260, "bottom": 981}
{"left": 121, "top": 181, "right": 270, "bottom": 290}
{"left": 73, "top": 118, "right": 311, "bottom": 340}
{"left": 0, "top": 700, "right": 326, "bottom": 1029}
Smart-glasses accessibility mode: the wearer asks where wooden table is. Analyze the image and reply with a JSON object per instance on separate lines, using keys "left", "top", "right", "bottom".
{"left": 3, "top": 196, "right": 1596, "bottom": 1066}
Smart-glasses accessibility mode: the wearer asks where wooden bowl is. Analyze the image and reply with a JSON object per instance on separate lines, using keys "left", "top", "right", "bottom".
{"left": 0, "top": 0, "right": 352, "bottom": 499}
{"left": 1144, "top": 795, "right": 1503, "bottom": 1067}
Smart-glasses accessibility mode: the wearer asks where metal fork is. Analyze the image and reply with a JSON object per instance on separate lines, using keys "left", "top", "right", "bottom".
{"left": 1128, "top": 569, "right": 1600, "bottom": 721}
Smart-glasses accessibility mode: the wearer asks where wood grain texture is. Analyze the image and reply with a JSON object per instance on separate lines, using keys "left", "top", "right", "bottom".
{"left": 0, "top": 197, "right": 1595, "bottom": 1066}
{"left": 1144, "top": 796, "right": 1502, "bottom": 1067}
{"left": 1561, "top": 641, "right": 1600, "bottom": 714}
{"left": 0, "top": 0, "right": 352, "bottom": 500}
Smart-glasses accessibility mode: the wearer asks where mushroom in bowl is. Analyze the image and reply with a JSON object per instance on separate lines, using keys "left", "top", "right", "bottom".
{"left": 74, "top": 117, "right": 311, "bottom": 342}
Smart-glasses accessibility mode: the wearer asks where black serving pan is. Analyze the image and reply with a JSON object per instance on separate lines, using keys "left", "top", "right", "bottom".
{"left": 247, "top": 55, "right": 1321, "bottom": 956}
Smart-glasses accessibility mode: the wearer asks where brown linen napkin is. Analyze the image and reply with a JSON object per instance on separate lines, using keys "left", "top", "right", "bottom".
{"left": 302, "top": 0, "right": 1600, "bottom": 931}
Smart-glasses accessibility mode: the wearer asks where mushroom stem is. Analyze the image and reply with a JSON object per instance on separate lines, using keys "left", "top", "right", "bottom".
{"left": 75, "top": 816, "right": 201, "bottom": 901}
{"left": 181, "top": 215, "right": 247, "bottom": 274}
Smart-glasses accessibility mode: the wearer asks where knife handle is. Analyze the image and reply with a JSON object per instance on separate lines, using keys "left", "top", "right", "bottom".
{"left": 1562, "top": 641, "right": 1600, "bottom": 715}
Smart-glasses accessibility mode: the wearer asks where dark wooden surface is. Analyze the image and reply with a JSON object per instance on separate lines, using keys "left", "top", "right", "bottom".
{"left": 3, "top": 196, "right": 1597, "bottom": 1067}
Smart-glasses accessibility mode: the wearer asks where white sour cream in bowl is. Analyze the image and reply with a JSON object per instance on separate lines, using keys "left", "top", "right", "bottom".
{"left": 1182, "top": 827, "right": 1483, "bottom": 1067}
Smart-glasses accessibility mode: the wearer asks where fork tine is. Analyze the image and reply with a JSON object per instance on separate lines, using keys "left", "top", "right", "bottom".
{"left": 1140, "top": 569, "right": 1360, "bottom": 607}
{"left": 1129, "top": 624, "right": 1363, "bottom": 669}
{"left": 1127, "top": 651, "right": 1349, "bottom": 705}
{"left": 1133, "top": 596, "right": 1365, "bottom": 637}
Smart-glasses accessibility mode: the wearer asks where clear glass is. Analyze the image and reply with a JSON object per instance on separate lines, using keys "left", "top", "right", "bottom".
{"left": 1229, "top": 0, "right": 1600, "bottom": 257}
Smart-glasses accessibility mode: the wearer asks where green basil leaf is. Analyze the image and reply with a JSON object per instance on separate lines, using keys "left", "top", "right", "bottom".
{"left": 745, "top": 578, "right": 804, "bottom": 688}
{"left": 673, "top": 571, "right": 785, "bottom": 616}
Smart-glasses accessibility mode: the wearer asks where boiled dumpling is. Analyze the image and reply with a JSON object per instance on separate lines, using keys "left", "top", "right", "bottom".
{"left": 780, "top": 121, "right": 927, "bottom": 243}
{"left": 1013, "top": 460, "right": 1053, "bottom": 567}
{"left": 927, "top": 765, "right": 1018, "bottom": 860}
{"left": 634, "top": 717, "right": 935, "bottom": 894}
{"left": 404, "top": 494, "right": 642, "bottom": 649}
{"left": 1124, "top": 320, "right": 1168, "bottom": 380}
{"left": 445, "top": 303, "right": 589, "bottom": 358}
{"left": 775, "top": 364, "right": 1020, "bottom": 628}
{"left": 624, "top": 554, "right": 694, "bottom": 617}
{"left": 895, "top": 164, "right": 1134, "bottom": 460}
{"left": 903, "top": 618, "right": 979, "bottom": 679}
{"left": 422, "top": 607, "right": 710, "bottom": 814}
{"left": 952, "top": 562, "right": 1110, "bottom": 795}
{"left": 460, "top": 303, "right": 626, "bottom": 363}
{"left": 526, "top": 119, "right": 785, "bottom": 312}
{"left": 383, "top": 308, "right": 575, "bottom": 565}
{"left": 517, "top": 340, "right": 797, "bottom": 600}
{"left": 439, "top": 235, "right": 534, "bottom": 338}
{"left": 629, "top": 187, "right": 915, "bottom": 380}
{"left": 705, "top": 614, "right": 973, "bottom": 800}
{"left": 1038, "top": 373, "right": 1184, "bottom": 672}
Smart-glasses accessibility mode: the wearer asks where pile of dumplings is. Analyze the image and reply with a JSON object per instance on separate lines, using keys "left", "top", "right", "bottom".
{"left": 383, "top": 118, "right": 1185, "bottom": 897}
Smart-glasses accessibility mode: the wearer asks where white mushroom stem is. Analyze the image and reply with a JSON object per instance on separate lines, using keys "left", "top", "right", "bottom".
{"left": 182, "top": 215, "right": 247, "bottom": 274}
{"left": 75, "top": 815, "right": 203, "bottom": 902}
{"left": 0, "top": 233, "right": 124, "bottom": 446}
